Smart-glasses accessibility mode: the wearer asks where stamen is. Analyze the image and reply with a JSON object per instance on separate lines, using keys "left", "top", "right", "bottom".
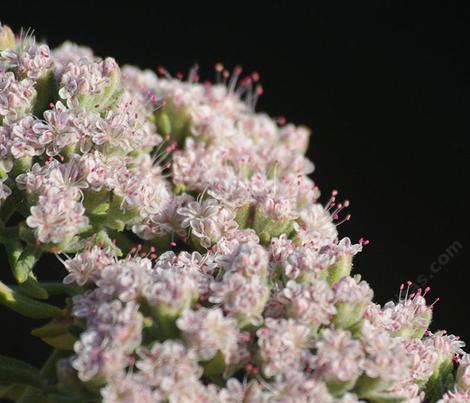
{"left": 156, "top": 66, "right": 172, "bottom": 79}
{"left": 405, "top": 281, "right": 412, "bottom": 301}
{"left": 228, "top": 65, "right": 243, "bottom": 93}
{"left": 215, "top": 63, "right": 224, "bottom": 83}
{"left": 430, "top": 297, "right": 440, "bottom": 308}
{"left": 335, "top": 213, "right": 351, "bottom": 226}
{"left": 277, "top": 116, "right": 286, "bottom": 126}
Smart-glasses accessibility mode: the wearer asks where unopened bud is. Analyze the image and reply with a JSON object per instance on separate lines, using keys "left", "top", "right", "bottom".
{"left": 0, "top": 24, "right": 15, "bottom": 51}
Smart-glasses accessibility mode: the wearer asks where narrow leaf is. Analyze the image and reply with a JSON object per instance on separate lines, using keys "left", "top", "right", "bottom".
{"left": 5, "top": 241, "right": 41, "bottom": 284}
{"left": 0, "top": 281, "right": 62, "bottom": 319}
{"left": 18, "top": 274, "right": 49, "bottom": 300}
{"left": 0, "top": 356, "right": 43, "bottom": 389}
{"left": 0, "top": 383, "right": 27, "bottom": 400}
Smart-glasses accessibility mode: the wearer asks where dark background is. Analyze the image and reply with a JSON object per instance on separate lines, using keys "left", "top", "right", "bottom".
{"left": 1, "top": 1, "right": 468, "bottom": 366}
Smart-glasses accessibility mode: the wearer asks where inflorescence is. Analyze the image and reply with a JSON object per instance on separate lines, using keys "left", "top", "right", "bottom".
{"left": 0, "top": 23, "right": 468, "bottom": 403}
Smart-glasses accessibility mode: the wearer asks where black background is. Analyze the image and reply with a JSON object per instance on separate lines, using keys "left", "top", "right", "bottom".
{"left": 1, "top": 1, "right": 468, "bottom": 367}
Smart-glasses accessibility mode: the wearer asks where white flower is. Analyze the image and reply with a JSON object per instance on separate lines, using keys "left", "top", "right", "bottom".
{"left": 143, "top": 267, "right": 198, "bottom": 315}
{"left": 365, "top": 287, "right": 432, "bottom": 337}
{"left": 97, "top": 257, "right": 153, "bottom": 302}
{"left": 63, "top": 246, "right": 114, "bottom": 286}
{"left": 438, "top": 388, "right": 470, "bottom": 402}
{"left": 313, "top": 329, "right": 364, "bottom": 383}
{"left": 1, "top": 37, "right": 52, "bottom": 80}
{"left": 218, "top": 378, "right": 268, "bottom": 403}
{"left": 282, "top": 245, "right": 336, "bottom": 281}
{"left": 269, "top": 371, "right": 335, "bottom": 402}
{"left": 457, "top": 354, "right": 470, "bottom": 391}
{"left": 53, "top": 41, "right": 95, "bottom": 75}
{"left": 257, "top": 318, "right": 312, "bottom": 377}
{"left": 59, "top": 57, "right": 119, "bottom": 109}
{"left": 0, "top": 177, "right": 11, "bottom": 204}
{"left": 178, "top": 198, "right": 238, "bottom": 248}
{"left": 334, "top": 276, "right": 373, "bottom": 305}
{"left": 220, "top": 241, "right": 269, "bottom": 278}
{"left": 0, "top": 71, "right": 36, "bottom": 118}
{"left": 177, "top": 307, "right": 240, "bottom": 363}
{"left": 2, "top": 115, "right": 46, "bottom": 158}
{"left": 424, "top": 331, "right": 466, "bottom": 362}
{"left": 278, "top": 280, "right": 336, "bottom": 326}
{"left": 360, "top": 320, "right": 412, "bottom": 383}
{"left": 295, "top": 203, "right": 338, "bottom": 247}
{"left": 209, "top": 272, "right": 269, "bottom": 326}
{"left": 101, "top": 374, "right": 154, "bottom": 403}
{"left": 26, "top": 188, "right": 89, "bottom": 244}
{"left": 72, "top": 298, "right": 143, "bottom": 382}
{"left": 136, "top": 340, "right": 203, "bottom": 395}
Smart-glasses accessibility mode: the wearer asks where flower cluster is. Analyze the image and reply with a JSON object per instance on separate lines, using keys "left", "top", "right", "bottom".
{"left": 0, "top": 23, "right": 468, "bottom": 403}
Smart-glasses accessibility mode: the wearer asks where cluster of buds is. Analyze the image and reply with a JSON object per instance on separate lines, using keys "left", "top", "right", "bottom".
{"left": 0, "top": 23, "right": 468, "bottom": 403}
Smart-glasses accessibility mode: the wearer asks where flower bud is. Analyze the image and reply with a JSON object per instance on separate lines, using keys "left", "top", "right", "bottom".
{"left": 83, "top": 189, "right": 111, "bottom": 216}
{"left": 177, "top": 307, "right": 242, "bottom": 378}
{"left": 143, "top": 269, "right": 198, "bottom": 338}
{"left": 252, "top": 205, "right": 295, "bottom": 244}
{"left": 313, "top": 329, "right": 364, "bottom": 396}
{"left": 327, "top": 254, "right": 353, "bottom": 286}
{"left": 234, "top": 204, "right": 252, "bottom": 229}
{"left": 155, "top": 99, "right": 192, "bottom": 146}
{"left": 333, "top": 277, "right": 373, "bottom": 330}
{"left": 11, "top": 156, "right": 33, "bottom": 177}
{"left": 366, "top": 289, "right": 433, "bottom": 339}
{"left": 59, "top": 57, "right": 121, "bottom": 111}
{"left": 222, "top": 241, "right": 269, "bottom": 278}
{"left": 278, "top": 280, "right": 335, "bottom": 335}
{"left": 0, "top": 24, "right": 15, "bottom": 50}
{"left": 209, "top": 273, "right": 270, "bottom": 327}
{"left": 103, "top": 194, "right": 141, "bottom": 231}
{"left": 424, "top": 332, "right": 465, "bottom": 400}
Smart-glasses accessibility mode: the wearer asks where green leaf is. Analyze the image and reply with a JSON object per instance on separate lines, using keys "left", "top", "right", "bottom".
{"left": 0, "top": 356, "right": 43, "bottom": 389}
{"left": 17, "top": 274, "right": 49, "bottom": 300}
{"left": 15, "top": 245, "right": 41, "bottom": 283}
{"left": 48, "top": 393, "right": 96, "bottom": 403}
{"left": 32, "top": 321, "right": 70, "bottom": 338}
{"left": 0, "top": 186, "right": 25, "bottom": 222}
{"left": 0, "top": 281, "right": 62, "bottom": 319}
{"left": 41, "top": 333, "right": 76, "bottom": 351}
{"left": 90, "top": 202, "right": 110, "bottom": 215}
{"left": 327, "top": 254, "right": 353, "bottom": 286}
{"left": 155, "top": 111, "right": 172, "bottom": 135}
{"left": 17, "top": 387, "right": 47, "bottom": 403}
{"left": 425, "top": 357, "right": 455, "bottom": 403}
{"left": 5, "top": 241, "right": 41, "bottom": 284}
{"left": 0, "top": 383, "right": 27, "bottom": 400}
{"left": 32, "top": 319, "right": 77, "bottom": 350}
{"left": 4, "top": 239, "right": 22, "bottom": 269}
{"left": 40, "top": 282, "right": 82, "bottom": 297}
